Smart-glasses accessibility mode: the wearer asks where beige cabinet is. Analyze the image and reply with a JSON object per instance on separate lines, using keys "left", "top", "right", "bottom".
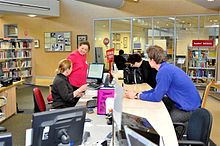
{"left": 0, "top": 81, "right": 22, "bottom": 123}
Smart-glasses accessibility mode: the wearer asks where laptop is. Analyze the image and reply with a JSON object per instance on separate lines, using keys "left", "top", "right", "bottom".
{"left": 124, "top": 125, "right": 158, "bottom": 146}
{"left": 121, "top": 113, "right": 160, "bottom": 145}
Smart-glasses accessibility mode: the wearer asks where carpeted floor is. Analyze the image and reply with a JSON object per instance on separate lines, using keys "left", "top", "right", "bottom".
{"left": 1, "top": 114, "right": 32, "bottom": 146}
{"left": 1, "top": 85, "right": 49, "bottom": 146}
{"left": 1, "top": 85, "right": 220, "bottom": 145}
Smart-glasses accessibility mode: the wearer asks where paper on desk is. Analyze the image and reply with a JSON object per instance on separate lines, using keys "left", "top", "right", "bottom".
{"left": 85, "top": 90, "right": 97, "bottom": 96}
{"left": 105, "top": 98, "right": 114, "bottom": 114}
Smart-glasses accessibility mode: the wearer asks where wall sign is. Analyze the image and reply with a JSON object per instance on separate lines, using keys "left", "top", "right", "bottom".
{"left": 103, "top": 38, "right": 109, "bottom": 46}
{"left": 192, "top": 40, "right": 214, "bottom": 47}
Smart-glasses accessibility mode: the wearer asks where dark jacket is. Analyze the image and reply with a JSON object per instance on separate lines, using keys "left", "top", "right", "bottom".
{"left": 52, "top": 73, "right": 80, "bottom": 109}
{"left": 114, "top": 55, "right": 126, "bottom": 70}
{"left": 140, "top": 61, "right": 157, "bottom": 88}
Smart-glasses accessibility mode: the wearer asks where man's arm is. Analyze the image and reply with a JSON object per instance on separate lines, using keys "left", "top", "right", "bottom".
{"left": 139, "top": 70, "right": 172, "bottom": 102}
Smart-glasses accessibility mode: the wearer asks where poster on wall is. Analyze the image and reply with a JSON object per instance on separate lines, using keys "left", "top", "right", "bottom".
{"left": 44, "top": 32, "right": 72, "bottom": 52}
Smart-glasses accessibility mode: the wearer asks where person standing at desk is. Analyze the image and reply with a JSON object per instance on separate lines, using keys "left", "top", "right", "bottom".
{"left": 125, "top": 45, "right": 201, "bottom": 123}
{"left": 67, "top": 41, "right": 90, "bottom": 91}
{"left": 114, "top": 49, "right": 126, "bottom": 70}
{"left": 127, "top": 53, "right": 157, "bottom": 88}
{"left": 52, "top": 59, "right": 87, "bottom": 109}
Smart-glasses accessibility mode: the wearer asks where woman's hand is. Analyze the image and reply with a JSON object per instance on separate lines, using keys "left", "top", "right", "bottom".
{"left": 79, "top": 84, "right": 88, "bottom": 92}
{"left": 73, "top": 84, "right": 87, "bottom": 97}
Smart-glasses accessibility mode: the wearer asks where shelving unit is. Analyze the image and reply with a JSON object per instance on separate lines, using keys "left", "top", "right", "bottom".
{"left": 0, "top": 81, "right": 23, "bottom": 123}
{"left": 0, "top": 38, "right": 32, "bottom": 81}
{"left": 187, "top": 46, "right": 217, "bottom": 86}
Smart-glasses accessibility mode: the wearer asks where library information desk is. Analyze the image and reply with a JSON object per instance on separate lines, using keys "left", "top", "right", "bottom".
{"left": 123, "top": 84, "right": 178, "bottom": 146}
{"left": 79, "top": 81, "right": 178, "bottom": 146}
{"left": 0, "top": 80, "right": 23, "bottom": 123}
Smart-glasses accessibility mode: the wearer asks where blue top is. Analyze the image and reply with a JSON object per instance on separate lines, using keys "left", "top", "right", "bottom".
{"left": 140, "top": 62, "right": 201, "bottom": 111}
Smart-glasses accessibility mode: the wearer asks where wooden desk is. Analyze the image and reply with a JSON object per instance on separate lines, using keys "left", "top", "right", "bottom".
{"left": 122, "top": 83, "right": 178, "bottom": 146}
{"left": 0, "top": 80, "right": 23, "bottom": 122}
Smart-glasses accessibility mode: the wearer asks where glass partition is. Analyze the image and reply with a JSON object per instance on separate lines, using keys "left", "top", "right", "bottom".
{"left": 175, "top": 16, "right": 198, "bottom": 71}
{"left": 200, "top": 15, "right": 219, "bottom": 45}
{"left": 132, "top": 18, "right": 152, "bottom": 57}
{"left": 111, "top": 19, "right": 131, "bottom": 55}
{"left": 94, "top": 20, "right": 109, "bottom": 64}
{"left": 93, "top": 14, "right": 219, "bottom": 69}
{"left": 153, "top": 17, "right": 175, "bottom": 63}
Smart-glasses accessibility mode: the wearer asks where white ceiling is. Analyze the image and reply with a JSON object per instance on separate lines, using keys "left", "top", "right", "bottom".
{"left": 191, "top": 0, "right": 220, "bottom": 10}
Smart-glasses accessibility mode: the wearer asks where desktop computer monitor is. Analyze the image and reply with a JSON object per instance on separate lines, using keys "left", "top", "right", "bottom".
{"left": 31, "top": 106, "right": 86, "bottom": 146}
{"left": 0, "top": 133, "right": 12, "bottom": 146}
{"left": 87, "top": 63, "right": 104, "bottom": 84}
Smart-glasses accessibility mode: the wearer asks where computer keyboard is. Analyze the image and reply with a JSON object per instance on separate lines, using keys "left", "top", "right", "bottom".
{"left": 88, "top": 82, "right": 101, "bottom": 89}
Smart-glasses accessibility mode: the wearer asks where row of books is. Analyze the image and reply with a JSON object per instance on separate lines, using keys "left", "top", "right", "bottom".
{"left": 188, "top": 59, "right": 216, "bottom": 68}
{"left": 0, "top": 41, "right": 32, "bottom": 49}
{"left": 4, "top": 68, "right": 32, "bottom": 78}
{"left": 189, "top": 50, "right": 216, "bottom": 59}
{"left": 2, "top": 60, "right": 31, "bottom": 69}
{"left": 0, "top": 50, "right": 31, "bottom": 59}
{"left": 188, "top": 69, "right": 215, "bottom": 78}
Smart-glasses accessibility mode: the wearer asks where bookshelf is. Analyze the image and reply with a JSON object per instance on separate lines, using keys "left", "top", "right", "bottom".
{"left": 187, "top": 46, "right": 217, "bottom": 86}
{"left": 0, "top": 38, "right": 32, "bottom": 81}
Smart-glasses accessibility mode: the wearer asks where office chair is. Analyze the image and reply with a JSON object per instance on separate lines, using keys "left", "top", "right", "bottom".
{"left": 33, "top": 87, "right": 46, "bottom": 112}
{"left": 47, "top": 85, "right": 53, "bottom": 108}
{"left": 202, "top": 80, "right": 220, "bottom": 108}
{"left": 174, "top": 108, "right": 212, "bottom": 146}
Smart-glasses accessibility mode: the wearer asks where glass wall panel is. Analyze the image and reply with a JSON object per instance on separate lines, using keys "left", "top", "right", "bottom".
{"left": 200, "top": 15, "right": 219, "bottom": 45}
{"left": 176, "top": 16, "right": 198, "bottom": 71}
{"left": 132, "top": 18, "right": 152, "bottom": 57}
{"left": 94, "top": 20, "right": 109, "bottom": 63}
{"left": 153, "top": 17, "right": 175, "bottom": 63}
{"left": 111, "top": 19, "right": 131, "bottom": 55}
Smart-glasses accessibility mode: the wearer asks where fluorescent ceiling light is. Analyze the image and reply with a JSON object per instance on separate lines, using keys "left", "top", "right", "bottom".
{"left": 207, "top": 0, "right": 214, "bottom": 1}
{"left": 205, "top": 24, "right": 219, "bottom": 28}
{"left": 28, "top": 14, "right": 37, "bottom": 17}
{"left": 168, "top": 17, "right": 175, "bottom": 20}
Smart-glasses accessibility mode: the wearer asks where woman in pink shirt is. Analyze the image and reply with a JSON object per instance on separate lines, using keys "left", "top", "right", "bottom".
{"left": 67, "top": 41, "right": 90, "bottom": 90}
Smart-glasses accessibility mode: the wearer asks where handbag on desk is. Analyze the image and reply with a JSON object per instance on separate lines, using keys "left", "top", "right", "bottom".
{"left": 123, "top": 65, "right": 143, "bottom": 84}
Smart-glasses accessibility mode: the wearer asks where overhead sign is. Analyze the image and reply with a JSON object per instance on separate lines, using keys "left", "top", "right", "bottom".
{"left": 192, "top": 40, "right": 214, "bottom": 47}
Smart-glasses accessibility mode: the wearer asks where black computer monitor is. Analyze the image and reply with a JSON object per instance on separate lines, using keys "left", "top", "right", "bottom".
{"left": 32, "top": 106, "right": 86, "bottom": 146}
{"left": 87, "top": 63, "right": 104, "bottom": 84}
{"left": 0, "top": 133, "right": 12, "bottom": 146}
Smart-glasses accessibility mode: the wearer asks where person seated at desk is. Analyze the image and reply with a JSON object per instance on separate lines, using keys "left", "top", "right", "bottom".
{"left": 127, "top": 53, "right": 157, "bottom": 88}
{"left": 125, "top": 45, "right": 201, "bottom": 123}
{"left": 114, "top": 50, "right": 126, "bottom": 70}
{"left": 52, "top": 59, "right": 87, "bottom": 109}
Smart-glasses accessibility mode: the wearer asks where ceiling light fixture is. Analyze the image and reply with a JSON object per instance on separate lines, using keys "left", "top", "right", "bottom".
{"left": 28, "top": 14, "right": 37, "bottom": 17}
{"left": 207, "top": 0, "right": 214, "bottom": 2}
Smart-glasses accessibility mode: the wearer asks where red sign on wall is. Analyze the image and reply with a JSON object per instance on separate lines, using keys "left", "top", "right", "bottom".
{"left": 192, "top": 40, "right": 214, "bottom": 47}
{"left": 103, "top": 38, "right": 110, "bottom": 46}
{"left": 106, "top": 48, "right": 114, "bottom": 63}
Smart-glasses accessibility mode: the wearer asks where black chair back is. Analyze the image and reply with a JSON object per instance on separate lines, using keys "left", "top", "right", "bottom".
{"left": 187, "top": 108, "right": 212, "bottom": 146}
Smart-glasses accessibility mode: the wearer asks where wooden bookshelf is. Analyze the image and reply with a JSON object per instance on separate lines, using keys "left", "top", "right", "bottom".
{"left": 0, "top": 38, "right": 32, "bottom": 82}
